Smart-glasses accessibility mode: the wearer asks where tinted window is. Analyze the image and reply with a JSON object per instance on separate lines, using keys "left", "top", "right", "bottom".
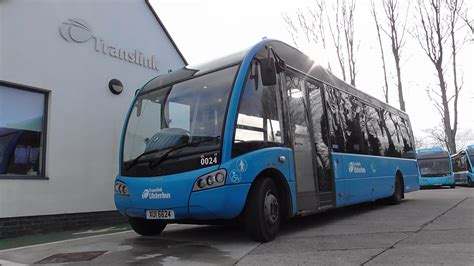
{"left": 365, "top": 105, "right": 383, "bottom": 156}
{"left": 399, "top": 117, "right": 415, "bottom": 158}
{"left": 0, "top": 85, "right": 47, "bottom": 177}
{"left": 324, "top": 86, "right": 345, "bottom": 152}
{"left": 382, "top": 111, "right": 401, "bottom": 157}
{"left": 452, "top": 152, "right": 468, "bottom": 172}
{"left": 232, "top": 62, "right": 284, "bottom": 157}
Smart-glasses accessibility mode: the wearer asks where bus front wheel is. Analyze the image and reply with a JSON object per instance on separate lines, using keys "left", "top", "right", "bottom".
{"left": 129, "top": 217, "right": 167, "bottom": 236}
{"left": 244, "top": 177, "right": 281, "bottom": 242}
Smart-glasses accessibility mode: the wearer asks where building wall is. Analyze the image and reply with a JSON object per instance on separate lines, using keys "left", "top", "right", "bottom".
{"left": 0, "top": 0, "right": 185, "bottom": 218}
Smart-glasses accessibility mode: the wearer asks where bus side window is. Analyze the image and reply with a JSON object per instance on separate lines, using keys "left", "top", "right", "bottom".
{"left": 232, "top": 63, "right": 284, "bottom": 157}
{"left": 382, "top": 111, "right": 401, "bottom": 158}
{"left": 323, "top": 86, "right": 345, "bottom": 152}
{"left": 365, "top": 105, "right": 383, "bottom": 156}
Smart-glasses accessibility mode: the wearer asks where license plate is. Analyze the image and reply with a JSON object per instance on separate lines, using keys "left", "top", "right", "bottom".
{"left": 146, "top": 209, "right": 175, "bottom": 220}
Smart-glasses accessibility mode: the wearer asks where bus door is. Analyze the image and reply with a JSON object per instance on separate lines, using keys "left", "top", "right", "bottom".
{"left": 284, "top": 74, "right": 319, "bottom": 212}
{"left": 307, "top": 81, "right": 334, "bottom": 208}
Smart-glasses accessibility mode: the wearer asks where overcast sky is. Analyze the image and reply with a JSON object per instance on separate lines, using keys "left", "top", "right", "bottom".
{"left": 151, "top": 0, "right": 474, "bottom": 146}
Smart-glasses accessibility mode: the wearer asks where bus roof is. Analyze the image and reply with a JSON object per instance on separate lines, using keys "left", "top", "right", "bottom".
{"left": 141, "top": 39, "right": 409, "bottom": 119}
{"left": 416, "top": 148, "right": 449, "bottom": 159}
{"left": 417, "top": 147, "right": 446, "bottom": 154}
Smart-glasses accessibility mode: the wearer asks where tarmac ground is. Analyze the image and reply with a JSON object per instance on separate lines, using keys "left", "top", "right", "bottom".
{"left": 0, "top": 186, "right": 472, "bottom": 265}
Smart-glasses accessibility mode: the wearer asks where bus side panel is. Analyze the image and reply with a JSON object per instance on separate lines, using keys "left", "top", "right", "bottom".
{"left": 398, "top": 160, "right": 420, "bottom": 193}
{"left": 332, "top": 152, "right": 419, "bottom": 207}
{"left": 217, "top": 147, "right": 296, "bottom": 216}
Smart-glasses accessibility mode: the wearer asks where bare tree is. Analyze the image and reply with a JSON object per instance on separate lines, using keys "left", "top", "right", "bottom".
{"left": 423, "top": 125, "right": 473, "bottom": 152}
{"left": 342, "top": 0, "right": 357, "bottom": 86}
{"left": 283, "top": 0, "right": 357, "bottom": 85}
{"left": 326, "top": 0, "right": 347, "bottom": 82}
{"left": 371, "top": 0, "right": 390, "bottom": 103}
{"left": 447, "top": 0, "right": 464, "bottom": 152}
{"left": 423, "top": 126, "right": 450, "bottom": 151}
{"left": 414, "top": 134, "right": 430, "bottom": 148}
{"left": 383, "top": 0, "right": 409, "bottom": 111}
{"left": 458, "top": 5, "right": 474, "bottom": 38}
{"left": 414, "top": 0, "right": 467, "bottom": 154}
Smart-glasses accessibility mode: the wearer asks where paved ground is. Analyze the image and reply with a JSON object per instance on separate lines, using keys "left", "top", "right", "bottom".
{"left": 0, "top": 186, "right": 473, "bottom": 265}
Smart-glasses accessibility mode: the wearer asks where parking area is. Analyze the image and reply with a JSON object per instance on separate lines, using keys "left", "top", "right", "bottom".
{"left": 0, "top": 187, "right": 473, "bottom": 265}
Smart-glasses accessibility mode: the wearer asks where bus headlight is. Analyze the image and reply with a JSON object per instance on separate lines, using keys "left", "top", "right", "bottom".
{"left": 115, "top": 181, "right": 129, "bottom": 196}
{"left": 193, "top": 169, "right": 226, "bottom": 191}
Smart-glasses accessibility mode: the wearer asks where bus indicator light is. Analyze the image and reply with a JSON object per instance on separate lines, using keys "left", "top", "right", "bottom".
{"left": 114, "top": 181, "right": 129, "bottom": 196}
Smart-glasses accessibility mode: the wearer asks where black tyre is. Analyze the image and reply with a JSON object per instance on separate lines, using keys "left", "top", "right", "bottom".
{"left": 468, "top": 177, "right": 473, "bottom": 187}
{"left": 450, "top": 185, "right": 455, "bottom": 189}
{"left": 386, "top": 174, "right": 403, "bottom": 205}
{"left": 129, "top": 217, "right": 167, "bottom": 236}
{"left": 244, "top": 177, "right": 281, "bottom": 242}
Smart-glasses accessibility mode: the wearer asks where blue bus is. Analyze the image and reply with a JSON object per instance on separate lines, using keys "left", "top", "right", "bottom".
{"left": 452, "top": 145, "right": 474, "bottom": 186}
{"left": 416, "top": 147, "right": 455, "bottom": 188}
{"left": 114, "top": 39, "right": 419, "bottom": 242}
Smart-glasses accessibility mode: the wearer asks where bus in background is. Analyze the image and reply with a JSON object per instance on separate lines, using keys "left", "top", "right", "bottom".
{"left": 114, "top": 39, "right": 419, "bottom": 242}
{"left": 416, "top": 147, "right": 455, "bottom": 188}
{"left": 451, "top": 145, "right": 474, "bottom": 186}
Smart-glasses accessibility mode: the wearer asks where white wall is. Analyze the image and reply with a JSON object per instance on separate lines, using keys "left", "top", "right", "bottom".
{"left": 0, "top": 0, "right": 185, "bottom": 218}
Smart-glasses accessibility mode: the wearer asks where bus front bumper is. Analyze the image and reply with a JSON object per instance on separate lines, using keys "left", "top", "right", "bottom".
{"left": 420, "top": 176, "right": 455, "bottom": 187}
{"left": 115, "top": 182, "right": 251, "bottom": 221}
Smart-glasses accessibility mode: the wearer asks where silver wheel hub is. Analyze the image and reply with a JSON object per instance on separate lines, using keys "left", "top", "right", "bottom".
{"left": 264, "top": 190, "right": 279, "bottom": 225}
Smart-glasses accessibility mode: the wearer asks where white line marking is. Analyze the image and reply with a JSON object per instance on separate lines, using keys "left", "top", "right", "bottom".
{"left": 0, "top": 224, "right": 181, "bottom": 253}
{"left": 0, "top": 230, "right": 133, "bottom": 253}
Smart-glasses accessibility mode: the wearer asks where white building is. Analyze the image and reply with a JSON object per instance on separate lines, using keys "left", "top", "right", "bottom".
{"left": 0, "top": 0, "right": 186, "bottom": 238}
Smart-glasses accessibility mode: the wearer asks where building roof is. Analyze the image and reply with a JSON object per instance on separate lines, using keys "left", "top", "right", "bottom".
{"left": 145, "top": 0, "right": 187, "bottom": 65}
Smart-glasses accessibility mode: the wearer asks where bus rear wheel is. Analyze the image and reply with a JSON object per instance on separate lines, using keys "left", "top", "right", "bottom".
{"left": 386, "top": 174, "right": 403, "bottom": 205}
{"left": 129, "top": 217, "right": 167, "bottom": 236}
{"left": 244, "top": 177, "right": 281, "bottom": 242}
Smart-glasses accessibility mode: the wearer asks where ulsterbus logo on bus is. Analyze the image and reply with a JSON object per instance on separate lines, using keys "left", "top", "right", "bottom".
{"left": 348, "top": 161, "right": 366, "bottom": 174}
{"left": 141, "top": 188, "right": 171, "bottom": 200}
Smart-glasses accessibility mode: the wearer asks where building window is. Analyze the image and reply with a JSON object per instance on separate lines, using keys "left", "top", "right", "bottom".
{"left": 0, "top": 84, "right": 47, "bottom": 178}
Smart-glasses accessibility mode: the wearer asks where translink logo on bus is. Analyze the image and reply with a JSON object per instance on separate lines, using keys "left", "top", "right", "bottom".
{"left": 348, "top": 161, "right": 366, "bottom": 174}
{"left": 142, "top": 188, "right": 171, "bottom": 200}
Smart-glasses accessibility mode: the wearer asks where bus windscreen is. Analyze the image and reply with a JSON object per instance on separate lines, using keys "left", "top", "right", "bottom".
{"left": 418, "top": 158, "right": 451, "bottom": 177}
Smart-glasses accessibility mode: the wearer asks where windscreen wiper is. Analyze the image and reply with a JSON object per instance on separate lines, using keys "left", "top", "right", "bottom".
{"left": 149, "top": 136, "right": 220, "bottom": 169}
{"left": 125, "top": 136, "right": 220, "bottom": 171}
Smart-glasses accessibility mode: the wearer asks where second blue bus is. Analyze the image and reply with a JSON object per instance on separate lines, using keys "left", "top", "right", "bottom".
{"left": 416, "top": 147, "right": 455, "bottom": 188}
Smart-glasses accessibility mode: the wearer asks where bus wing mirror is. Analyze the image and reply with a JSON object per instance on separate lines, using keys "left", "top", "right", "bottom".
{"left": 260, "top": 58, "right": 277, "bottom": 86}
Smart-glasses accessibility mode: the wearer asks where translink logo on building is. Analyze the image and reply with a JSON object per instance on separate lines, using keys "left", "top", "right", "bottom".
{"left": 59, "top": 18, "right": 158, "bottom": 71}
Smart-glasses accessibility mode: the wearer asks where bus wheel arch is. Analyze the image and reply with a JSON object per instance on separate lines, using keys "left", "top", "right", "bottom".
{"left": 386, "top": 170, "right": 404, "bottom": 204}
{"left": 252, "top": 168, "right": 293, "bottom": 220}
{"left": 241, "top": 168, "right": 292, "bottom": 242}
{"left": 396, "top": 170, "right": 405, "bottom": 198}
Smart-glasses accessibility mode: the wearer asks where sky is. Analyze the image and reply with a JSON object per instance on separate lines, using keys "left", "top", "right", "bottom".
{"left": 151, "top": 0, "right": 474, "bottom": 147}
